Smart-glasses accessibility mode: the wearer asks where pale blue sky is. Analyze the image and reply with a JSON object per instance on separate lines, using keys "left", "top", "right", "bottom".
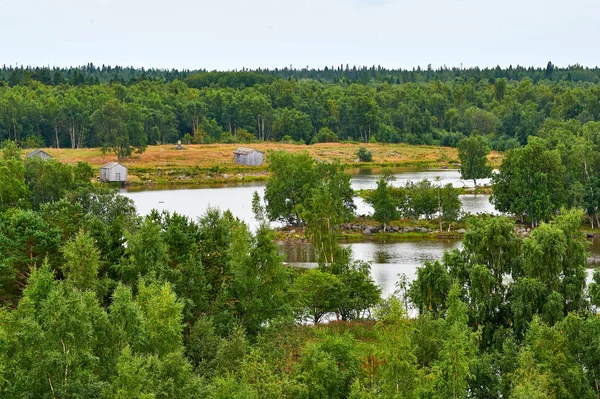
{"left": 1, "top": 0, "right": 598, "bottom": 70}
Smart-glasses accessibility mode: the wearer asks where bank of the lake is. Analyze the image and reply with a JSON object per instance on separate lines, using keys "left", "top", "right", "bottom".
{"left": 44, "top": 142, "right": 503, "bottom": 186}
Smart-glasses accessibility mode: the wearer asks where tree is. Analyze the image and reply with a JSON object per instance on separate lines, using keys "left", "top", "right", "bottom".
{"left": 292, "top": 269, "right": 343, "bottom": 324}
{"left": 264, "top": 151, "right": 354, "bottom": 226}
{"left": 434, "top": 283, "right": 477, "bottom": 399}
{"left": 367, "top": 176, "right": 400, "bottom": 232}
{"left": 91, "top": 99, "right": 147, "bottom": 161}
{"left": 374, "top": 297, "right": 418, "bottom": 398}
{"left": 60, "top": 230, "right": 101, "bottom": 291}
{"left": 295, "top": 333, "right": 358, "bottom": 399}
{"left": 436, "top": 182, "right": 461, "bottom": 232}
{"left": 492, "top": 137, "right": 565, "bottom": 226}
{"left": 457, "top": 136, "right": 492, "bottom": 187}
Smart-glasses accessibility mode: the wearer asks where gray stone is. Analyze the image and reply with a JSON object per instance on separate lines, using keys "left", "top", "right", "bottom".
{"left": 363, "top": 229, "right": 372, "bottom": 235}
{"left": 457, "top": 228, "right": 466, "bottom": 234}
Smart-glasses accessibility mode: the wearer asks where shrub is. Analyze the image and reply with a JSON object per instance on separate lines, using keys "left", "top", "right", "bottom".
{"left": 356, "top": 147, "right": 372, "bottom": 162}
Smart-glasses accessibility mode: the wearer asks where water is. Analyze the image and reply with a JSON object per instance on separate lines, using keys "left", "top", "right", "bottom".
{"left": 123, "top": 169, "right": 499, "bottom": 230}
{"left": 349, "top": 168, "right": 492, "bottom": 190}
{"left": 279, "top": 240, "right": 462, "bottom": 297}
{"left": 121, "top": 169, "right": 597, "bottom": 297}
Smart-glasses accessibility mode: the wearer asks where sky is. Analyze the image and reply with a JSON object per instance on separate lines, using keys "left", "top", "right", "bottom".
{"left": 1, "top": 0, "right": 599, "bottom": 71}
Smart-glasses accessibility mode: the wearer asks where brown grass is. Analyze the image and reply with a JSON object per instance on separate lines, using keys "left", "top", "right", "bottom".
{"left": 37, "top": 142, "right": 503, "bottom": 170}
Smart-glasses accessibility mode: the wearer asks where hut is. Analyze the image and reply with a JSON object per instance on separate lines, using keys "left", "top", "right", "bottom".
{"left": 26, "top": 149, "right": 53, "bottom": 160}
{"left": 99, "top": 162, "right": 128, "bottom": 182}
{"left": 233, "top": 147, "right": 263, "bottom": 166}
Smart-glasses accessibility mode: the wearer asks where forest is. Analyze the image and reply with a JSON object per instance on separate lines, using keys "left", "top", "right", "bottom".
{"left": 1, "top": 63, "right": 600, "bottom": 154}
{"left": 2, "top": 137, "right": 600, "bottom": 399}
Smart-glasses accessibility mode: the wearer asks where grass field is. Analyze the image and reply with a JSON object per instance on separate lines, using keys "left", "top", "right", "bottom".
{"left": 37, "top": 142, "right": 503, "bottom": 185}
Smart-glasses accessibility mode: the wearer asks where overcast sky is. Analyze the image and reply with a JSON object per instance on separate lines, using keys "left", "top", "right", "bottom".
{"left": 1, "top": 0, "right": 599, "bottom": 70}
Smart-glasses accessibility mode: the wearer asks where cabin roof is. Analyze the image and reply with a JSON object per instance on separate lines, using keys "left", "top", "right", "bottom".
{"left": 233, "top": 147, "right": 261, "bottom": 155}
{"left": 100, "top": 162, "right": 124, "bottom": 169}
{"left": 26, "top": 149, "right": 52, "bottom": 158}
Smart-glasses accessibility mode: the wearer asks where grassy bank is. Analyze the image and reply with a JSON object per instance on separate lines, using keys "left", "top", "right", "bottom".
{"left": 37, "top": 142, "right": 503, "bottom": 186}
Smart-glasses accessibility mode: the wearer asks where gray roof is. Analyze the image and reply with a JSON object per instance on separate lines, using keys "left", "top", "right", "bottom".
{"left": 26, "top": 149, "right": 52, "bottom": 158}
{"left": 233, "top": 147, "right": 260, "bottom": 155}
{"left": 100, "top": 162, "right": 124, "bottom": 169}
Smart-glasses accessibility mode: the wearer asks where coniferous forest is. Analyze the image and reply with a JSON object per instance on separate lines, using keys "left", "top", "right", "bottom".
{"left": 2, "top": 64, "right": 600, "bottom": 398}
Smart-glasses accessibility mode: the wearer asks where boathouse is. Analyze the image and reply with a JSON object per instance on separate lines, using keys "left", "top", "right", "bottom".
{"left": 100, "top": 162, "right": 128, "bottom": 182}
{"left": 233, "top": 147, "right": 263, "bottom": 166}
{"left": 26, "top": 149, "right": 53, "bottom": 160}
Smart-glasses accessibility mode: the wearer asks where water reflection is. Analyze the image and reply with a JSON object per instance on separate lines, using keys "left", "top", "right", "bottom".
{"left": 280, "top": 240, "right": 462, "bottom": 297}
{"left": 350, "top": 168, "right": 492, "bottom": 190}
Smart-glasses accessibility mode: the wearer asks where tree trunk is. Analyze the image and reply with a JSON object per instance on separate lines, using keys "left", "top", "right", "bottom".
{"left": 54, "top": 126, "right": 60, "bottom": 149}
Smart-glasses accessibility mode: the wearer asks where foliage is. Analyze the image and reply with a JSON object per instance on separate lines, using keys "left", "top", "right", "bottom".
{"left": 457, "top": 135, "right": 493, "bottom": 186}
{"left": 264, "top": 151, "right": 354, "bottom": 226}
{"left": 356, "top": 147, "right": 373, "bottom": 162}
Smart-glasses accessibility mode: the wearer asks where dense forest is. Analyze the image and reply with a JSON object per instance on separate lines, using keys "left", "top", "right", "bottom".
{"left": 2, "top": 139, "right": 600, "bottom": 398}
{"left": 1, "top": 63, "right": 600, "bottom": 151}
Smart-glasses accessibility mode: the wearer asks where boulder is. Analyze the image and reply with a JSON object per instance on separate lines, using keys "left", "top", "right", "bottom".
{"left": 363, "top": 229, "right": 372, "bottom": 235}
{"left": 457, "top": 228, "right": 466, "bottom": 234}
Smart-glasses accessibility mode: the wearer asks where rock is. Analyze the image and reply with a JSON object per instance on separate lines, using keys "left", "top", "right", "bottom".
{"left": 404, "top": 226, "right": 414, "bottom": 233}
{"left": 289, "top": 229, "right": 296, "bottom": 235}
{"left": 363, "top": 229, "right": 372, "bottom": 235}
{"left": 587, "top": 233, "right": 595, "bottom": 238}
{"left": 457, "top": 228, "right": 466, "bottom": 234}
{"left": 370, "top": 227, "right": 380, "bottom": 233}
{"left": 222, "top": 174, "right": 229, "bottom": 179}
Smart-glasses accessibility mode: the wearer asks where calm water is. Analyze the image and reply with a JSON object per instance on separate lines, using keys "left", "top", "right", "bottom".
{"left": 121, "top": 169, "right": 596, "bottom": 296}
{"left": 280, "top": 240, "right": 462, "bottom": 297}
{"left": 123, "top": 169, "right": 498, "bottom": 229}
{"left": 350, "top": 168, "right": 492, "bottom": 190}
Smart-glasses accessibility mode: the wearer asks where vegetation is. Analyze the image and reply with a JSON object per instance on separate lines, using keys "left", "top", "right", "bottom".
{"left": 356, "top": 146, "right": 373, "bottom": 162}
{"left": 1, "top": 64, "right": 600, "bottom": 153}
{"left": 457, "top": 135, "right": 493, "bottom": 186}
{"left": 3, "top": 63, "right": 600, "bottom": 397}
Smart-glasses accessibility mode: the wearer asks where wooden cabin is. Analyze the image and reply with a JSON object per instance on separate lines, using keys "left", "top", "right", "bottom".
{"left": 233, "top": 147, "right": 263, "bottom": 166}
{"left": 99, "top": 162, "right": 128, "bottom": 182}
{"left": 26, "top": 149, "right": 53, "bottom": 160}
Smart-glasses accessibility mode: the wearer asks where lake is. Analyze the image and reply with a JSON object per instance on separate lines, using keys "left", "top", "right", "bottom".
{"left": 121, "top": 169, "right": 597, "bottom": 297}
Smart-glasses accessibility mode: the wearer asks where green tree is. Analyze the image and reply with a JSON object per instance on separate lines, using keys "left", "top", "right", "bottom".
{"left": 457, "top": 136, "right": 492, "bottom": 187}
{"left": 375, "top": 297, "right": 418, "bottom": 398}
{"left": 91, "top": 99, "right": 147, "bottom": 161}
{"left": 292, "top": 269, "right": 343, "bottom": 324}
{"left": 367, "top": 176, "right": 400, "bottom": 232}
{"left": 264, "top": 151, "right": 354, "bottom": 226}
{"left": 60, "top": 230, "right": 101, "bottom": 291}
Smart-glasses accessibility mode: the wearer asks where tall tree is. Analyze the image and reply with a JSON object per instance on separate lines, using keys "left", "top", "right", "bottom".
{"left": 457, "top": 135, "right": 493, "bottom": 187}
{"left": 91, "top": 99, "right": 147, "bottom": 161}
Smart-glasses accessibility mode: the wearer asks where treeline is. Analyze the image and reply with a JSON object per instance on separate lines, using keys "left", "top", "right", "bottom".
{"left": 3, "top": 62, "right": 600, "bottom": 86}
{"left": 1, "top": 64, "right": 600, "bottom": 151}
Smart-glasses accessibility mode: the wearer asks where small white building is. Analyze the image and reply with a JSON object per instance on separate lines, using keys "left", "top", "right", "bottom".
{"left": 100, "top": 162, "right": 128, "bottom": 182}
{"left": 233, "top": 147, "right": 263, "bottom": 166}
{"left": 26, "top": 149, "right": 53, "bottom": 160}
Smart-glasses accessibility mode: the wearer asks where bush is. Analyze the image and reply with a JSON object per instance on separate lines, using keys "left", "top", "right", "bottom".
{"left": 356, "top": 147, "right": 372, "bottom": 162}
{"left": 22, "top": 135, "right": 45, "bottom": 149}
{"left": 236, "top": 129, "right": 255, "bottom": 143}
{"left": 182, "top": 133, "right": 193, "bottom": 144}
{"left": 310, "top": 127, "right": 338, "bottom": 144}
{"left": 220, "top": 131, "right": 236, "bottom": 144}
